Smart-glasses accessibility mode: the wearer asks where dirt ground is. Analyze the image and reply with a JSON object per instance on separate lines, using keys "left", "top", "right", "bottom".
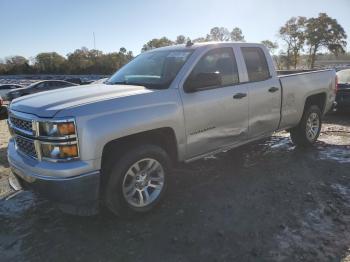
{"left": 0, "top": 113, "right": 350, "bottom": 262}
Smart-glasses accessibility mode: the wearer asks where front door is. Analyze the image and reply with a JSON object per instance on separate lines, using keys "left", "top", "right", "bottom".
{"left": 180, "top": 47, "right": 249, "bottom": 159}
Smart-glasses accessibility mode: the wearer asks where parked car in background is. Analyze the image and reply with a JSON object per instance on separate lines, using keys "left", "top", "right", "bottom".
{"left": 0, "top": 96, "right": 8, "bottom": 120}
{"left": 336, "top": 69, "right": 350, "bottom": 111}
{"left": 5, "top": 80, "right": 79, "bottom": 101}
{"left": 0, "top": 84, "right": 23, "bottom": 100}
{"left": 7, "top": 42, "right": 336, "bottom": 216}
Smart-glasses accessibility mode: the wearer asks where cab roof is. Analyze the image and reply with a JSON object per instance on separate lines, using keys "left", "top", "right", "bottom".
{"left": 149, "top": 42, "right": 265, "bottom": 52}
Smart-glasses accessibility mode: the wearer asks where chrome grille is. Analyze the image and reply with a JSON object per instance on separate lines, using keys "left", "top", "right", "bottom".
{"left": 10, "top": 116, "right": 33, "bottom": 134}
{"left": 15, "top": 136, "right": 37, "bottom": 158}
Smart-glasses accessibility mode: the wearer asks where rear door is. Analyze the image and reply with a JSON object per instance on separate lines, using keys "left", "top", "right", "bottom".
{"left": 239, "top": 47, "right": 281, "bottom": 138}
{"left": 180, "top": 47, "right": 249, "bottom": 159}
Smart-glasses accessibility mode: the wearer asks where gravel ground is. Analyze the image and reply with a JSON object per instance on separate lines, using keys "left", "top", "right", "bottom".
{"left": 0, "top": 120, "right": 11, "bottom": 198}
{"left": 0, "top": 113, "right": 349, "bottom": 262}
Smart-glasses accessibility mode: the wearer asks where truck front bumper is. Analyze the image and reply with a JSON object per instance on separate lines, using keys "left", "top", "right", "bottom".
{"left": 7, "top": 139, "right": 101, "bottom": 215}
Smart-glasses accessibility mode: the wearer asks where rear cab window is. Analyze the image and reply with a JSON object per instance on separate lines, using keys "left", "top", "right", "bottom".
{"left": 241, "top": 47, "right": 270, "bottom": 82}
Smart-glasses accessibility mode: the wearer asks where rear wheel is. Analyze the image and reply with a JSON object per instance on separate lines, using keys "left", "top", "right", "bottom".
{"left": 104, "top": 144, "right": 171, "bottom": 217}
{"left": 290, "top": 105, "right": 322, "bottom": 147}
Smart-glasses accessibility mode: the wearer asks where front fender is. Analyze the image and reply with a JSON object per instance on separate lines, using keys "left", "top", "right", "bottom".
{"left": 56, "top": 89, "right": 187, "bottom": 168}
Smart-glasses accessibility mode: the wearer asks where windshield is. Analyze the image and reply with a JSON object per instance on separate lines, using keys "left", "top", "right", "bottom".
{"left": 106, "top": 49, "right": 193, "bottom": 89}
{"left": 25, "top": 82, "right": 41, "bottom": 88}
{"left": 337, "top": 69, "right": 350, "bottom": 84}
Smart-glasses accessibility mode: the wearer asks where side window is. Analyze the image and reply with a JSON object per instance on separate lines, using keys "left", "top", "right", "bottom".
{"left": 50, "top": 82, "right": 65, "bottom": 88}
{"left": 186, "top": 47, "right": 239, "bottom": 90}
{"left": 241, "top": 47, "right": 270, "bottom": 82}
{"left": 36, "top": 82, "right": 47, "bottom": 89}
{"left": 61, "top": 82, "right": 72, "bottom": 87}
{"left": 53, "top": 82, "right": 64, "bottom": 87}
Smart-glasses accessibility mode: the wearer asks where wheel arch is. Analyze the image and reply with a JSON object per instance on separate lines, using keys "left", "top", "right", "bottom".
{"left": 304, "top": 92, "right": 327, "bottom": 114}
{"left": 100, "top": 127, "right": 179, "bottom": 186}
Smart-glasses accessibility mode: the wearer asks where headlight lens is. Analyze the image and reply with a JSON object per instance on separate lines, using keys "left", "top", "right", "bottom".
{"left": 41, "top": 144, "right": 78, "bottom": 159}
{"left": 39, "top": 121, "right": 76, "bottom": 137}
{"left": 38, "top": 119, "right": 79, "bottom": 161}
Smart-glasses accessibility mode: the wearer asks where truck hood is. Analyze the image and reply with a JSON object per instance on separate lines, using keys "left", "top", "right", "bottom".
{"left": 10, "top": 84, "right": 154, "bottom": 118}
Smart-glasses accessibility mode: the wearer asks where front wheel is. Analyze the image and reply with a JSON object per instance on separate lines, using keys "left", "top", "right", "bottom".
{"left": 104, "top": 145, "right": 171, "bottom": 217}
{"left": 290, "top": 105, "right": 322, "bottom": 147}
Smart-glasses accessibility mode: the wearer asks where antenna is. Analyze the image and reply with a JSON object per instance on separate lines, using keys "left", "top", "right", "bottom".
{"left": 93, "top": 32, "right": 96, "bottom": 49}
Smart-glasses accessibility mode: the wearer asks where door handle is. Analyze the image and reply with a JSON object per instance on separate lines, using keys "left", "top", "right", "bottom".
{"left": 233, "top": 93, "right": 247, "bottom": 99}
{"left": 268, "top": 87, "right": 279, "bottom": 93}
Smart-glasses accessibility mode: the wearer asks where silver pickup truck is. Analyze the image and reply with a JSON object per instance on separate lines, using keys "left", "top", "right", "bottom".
{"left": 7, "top": 42, "right": 336, "bottom": 216}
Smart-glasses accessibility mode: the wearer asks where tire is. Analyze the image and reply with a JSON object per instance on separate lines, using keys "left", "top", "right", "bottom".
{"left": 104, "top": 144, "right": 171, "bottom": 217}
{"left": 290, "top": 105, "right": 322, "bottom": 147}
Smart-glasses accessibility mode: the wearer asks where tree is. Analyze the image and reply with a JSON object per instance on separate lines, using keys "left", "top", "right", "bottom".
{"left": 279, "top": 16, "right": 307, "bottom": 69}
{"left": 175, "top": 35, "right": 190, "bottom": 44}
{"left": 65, "top": 47, "right": 133, "bottom": 74}
{"left": 34, "top": 52, "right": 66, "bottom": 73}
{"left": 141, "top": 37, "right": 174, "bottom": 52}
{"left": 208, "top": 27, "right": 230, "bottom": 41}
{"left": 261, "top": 40, "right": 278, "bottom": 53}
{"left": 5, "top": 56, "right": 31, "bottom": 74}
{"left": 305, "top": 13, "right": 347, "bottom": 68}
{"left": 261, "top": 40, "right": 278, "bottom": 54}
{"left": 0, "top": 46, "right": 134, "bottom": 75}
{"left": 119, "top": 47, "right": 127, "bottom": 54}
{"left": 192, "top": 37, "right": 207, "bottom": 43}
{"left": 66, "top": 47, "right": 93, "bottom": 74}
{"left": 0, "top": 62, "right": 5, "bottom": 74}
{"left": 261, "top": 40, "right": 279, "bottom": 68}
{"left": 231, "top": 27, "right": 245, "bottom": 42}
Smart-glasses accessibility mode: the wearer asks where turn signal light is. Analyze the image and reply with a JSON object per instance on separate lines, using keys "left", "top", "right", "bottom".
{"left": 57, "top": 123, "right": 76, "bottom": 136}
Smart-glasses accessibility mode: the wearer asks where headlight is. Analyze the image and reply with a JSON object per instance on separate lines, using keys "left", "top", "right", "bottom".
{"left": 39, "top": 121, "right": 76, "bottom": 137}
{"left": 41, "top": 143, "right": 79, "bottom": 160}
{"left": 37, "top": 118, "right": 79, "bottom": 161}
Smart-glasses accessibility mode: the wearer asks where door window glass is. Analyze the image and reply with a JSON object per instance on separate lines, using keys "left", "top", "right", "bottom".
{"left": 187, "top": 47, "right": 239, "bottom": 89}
{"left": 241, "top": 47, "right": 270, "bottom": 82}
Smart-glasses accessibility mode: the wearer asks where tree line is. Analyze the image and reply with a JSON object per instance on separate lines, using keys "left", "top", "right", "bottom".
{"left": 0, "top": 47, "right": 133, "bottom": 75}
{"left": 0, "top": 12, "right": 347, "bottom": 75}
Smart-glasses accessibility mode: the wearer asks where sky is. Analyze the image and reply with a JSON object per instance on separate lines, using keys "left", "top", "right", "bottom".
{"left": 0, "top": 0, "right": 349, "bottom": 59}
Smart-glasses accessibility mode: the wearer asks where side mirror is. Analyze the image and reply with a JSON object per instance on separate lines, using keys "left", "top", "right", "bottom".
{"left": 184, "top": 72, "right": 222, "bottom": 93}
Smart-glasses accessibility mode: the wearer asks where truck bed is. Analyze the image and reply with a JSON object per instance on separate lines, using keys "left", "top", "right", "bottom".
{"left": 277, "top": 69, "right": 336, "bottom": 130}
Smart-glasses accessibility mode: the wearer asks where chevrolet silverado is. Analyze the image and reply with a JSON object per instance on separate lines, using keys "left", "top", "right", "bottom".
{"left": 7, "top": 42, "right": 336, "bottom": 216}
